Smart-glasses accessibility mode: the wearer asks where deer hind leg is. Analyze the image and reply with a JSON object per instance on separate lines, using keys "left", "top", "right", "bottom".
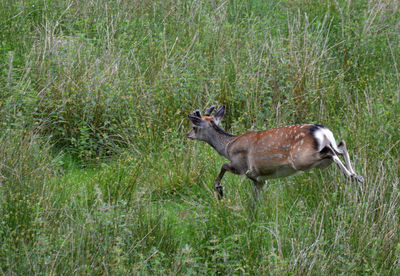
{"left": 336, "top": 141, "right": 356, "bottom": 174}
{"left": 335, "top": 141, "right": 364, "bottom": 183}
{"left": 325, "top": 144, "right": 364, "bottom": 183}
{"left": 331, "top": 155, "right": 353, "bottom": 179}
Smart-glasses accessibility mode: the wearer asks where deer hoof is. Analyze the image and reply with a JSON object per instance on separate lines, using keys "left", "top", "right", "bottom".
{"left": 215, "top": 185, "right": 223, "bottom": 199}
{"left": 354, "top": 174, "right": 365, "bottom": 183}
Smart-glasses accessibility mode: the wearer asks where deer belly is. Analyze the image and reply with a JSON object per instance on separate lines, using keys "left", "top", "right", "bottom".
{"left": 256, "top": 165, "right": 302, "bottom": 182}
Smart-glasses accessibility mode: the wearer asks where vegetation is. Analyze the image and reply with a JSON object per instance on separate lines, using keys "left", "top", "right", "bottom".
{"left": 1, "top": 0, "right": 399, "bottom": 274}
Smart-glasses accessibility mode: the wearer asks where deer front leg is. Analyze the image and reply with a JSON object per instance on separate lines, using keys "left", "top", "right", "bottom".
{"left": 250, "top": 180, "right": 266, "bottom": 208}
{"left": 214, "top": 163, "right": 239, "bottom": 199}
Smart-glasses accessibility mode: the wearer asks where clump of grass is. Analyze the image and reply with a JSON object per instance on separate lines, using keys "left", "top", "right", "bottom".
{"left": 0, "top": 127, "right": 55, "bottom": 271}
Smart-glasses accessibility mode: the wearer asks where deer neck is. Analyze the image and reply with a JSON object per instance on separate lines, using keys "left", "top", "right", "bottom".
{"left": 204, "top": 123, "right": 236, "bottom": 159}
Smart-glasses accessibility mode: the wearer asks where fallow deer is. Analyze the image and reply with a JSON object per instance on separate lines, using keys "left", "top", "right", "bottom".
{"left": 187, "top": 105, "right": 364, "bottom": 201}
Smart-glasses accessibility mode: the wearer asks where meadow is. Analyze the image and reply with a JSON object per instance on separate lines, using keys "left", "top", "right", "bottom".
{"left": 1, "top": 0, "right": 399, "bottom": 274}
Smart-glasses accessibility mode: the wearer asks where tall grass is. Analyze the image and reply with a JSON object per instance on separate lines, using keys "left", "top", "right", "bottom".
{"left": 1, "top": 0, "right": 399, "bottom": 274}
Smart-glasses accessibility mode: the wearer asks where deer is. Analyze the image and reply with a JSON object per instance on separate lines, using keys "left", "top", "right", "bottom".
{"left": 187, "top": 105, "right": 364, "bottom": 202}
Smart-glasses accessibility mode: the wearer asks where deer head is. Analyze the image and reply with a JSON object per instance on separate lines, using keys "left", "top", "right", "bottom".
{"left": 187, "top": 105, "right": 226, "bottom": 141}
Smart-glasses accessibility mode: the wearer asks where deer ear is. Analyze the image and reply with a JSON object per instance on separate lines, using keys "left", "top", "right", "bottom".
{"left": 188, "top": 114, "right": 205, "bottom": 126}
{"left": 193, "top": 110, "right": 201, "bottom": 117}
{"left": 204, "top": 105, "right": 216, "bottom": 116}
{"left": 213, "top": 106, "right": 226, "bottom": 125}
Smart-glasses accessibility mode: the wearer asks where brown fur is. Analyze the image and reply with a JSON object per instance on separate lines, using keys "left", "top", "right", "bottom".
{"left": 226, "top": 125, "right": 324, "bottom": 175}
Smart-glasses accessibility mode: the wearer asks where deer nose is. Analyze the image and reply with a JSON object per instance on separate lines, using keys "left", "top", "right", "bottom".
{"left": 187, "top": 131, "right": 194, "bottom": 139}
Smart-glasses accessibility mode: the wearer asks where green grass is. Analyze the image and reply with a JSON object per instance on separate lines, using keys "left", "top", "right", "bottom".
{"left": 1, "top": 0, "right": 400, "bottom": 274}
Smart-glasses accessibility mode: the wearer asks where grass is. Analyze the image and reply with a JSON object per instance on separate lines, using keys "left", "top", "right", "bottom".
{"left": 1, "top": 0, "right": 400, "bottom": 274}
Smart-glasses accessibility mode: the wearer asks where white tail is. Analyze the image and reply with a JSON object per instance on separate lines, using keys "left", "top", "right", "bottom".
{"left": 187, "top": 106, "right": 364, "bottom": 201}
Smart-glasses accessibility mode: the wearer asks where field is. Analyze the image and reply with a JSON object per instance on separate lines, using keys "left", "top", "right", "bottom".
{"left": 1, "top": 0, "right": 400, "bottom": 274}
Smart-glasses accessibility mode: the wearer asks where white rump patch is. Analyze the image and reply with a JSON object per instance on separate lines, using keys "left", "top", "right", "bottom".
{"left": 313, "top": 127, "right": 340, "bottom": 152}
